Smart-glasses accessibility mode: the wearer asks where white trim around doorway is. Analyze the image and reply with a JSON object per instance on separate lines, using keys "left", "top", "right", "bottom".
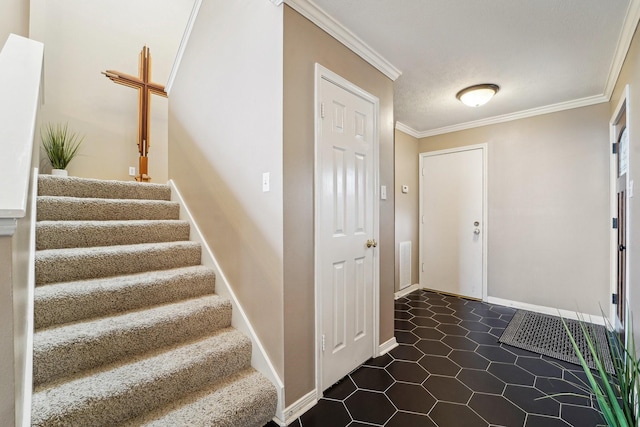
{"left": 418, "top": 144, "right": 489, "bottom": 302}
{"left": 313, "top": 63, "right": 381, "bottom": 399}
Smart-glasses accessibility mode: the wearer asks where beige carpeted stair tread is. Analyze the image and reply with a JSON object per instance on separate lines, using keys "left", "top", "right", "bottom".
{"left": 32, "top": 175, "right": 278, "bottom": 426}
{"left": 34, "top": 265, "right": 216, "bottom": 329}
{"left": 125, "top": 368, "right": 277, "bottom": 427}
{"left": 33, "top": 294, "right": 232, "bottom": 386}
{"left": 37, "top": 196, "right": 180, "bottom": 221}
{"left": 38, "top": 175, "right": 171, "bottom": 201}
{"left": 36, "top": 219, "right": 191, "bottom": 250}
{"left": 32, "top": 328, "right": 252, "bottom": 427}
{"left": 35, "top": 241, "right": 202, "bottom": 285}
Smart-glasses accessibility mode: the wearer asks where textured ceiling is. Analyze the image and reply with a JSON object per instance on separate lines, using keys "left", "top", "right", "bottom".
{"left": 309, "top": 0, "right": 634, "bottom": 135}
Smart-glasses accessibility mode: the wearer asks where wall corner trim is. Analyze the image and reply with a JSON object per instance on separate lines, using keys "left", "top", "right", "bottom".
{"left": 278, "top": 390, "right": 317, "bottom": 426}
{"left": 604, "top": 0, "right": 640, "bottom": 98}
{"left": 486, "top": 296, "right": 607, "bottom": 326}
{"left": 379, "top": 337, "right": 399, "bottom": 355}
{"left": 394, "top": 283, "right": 420, "bottom": 300}
{"left": 284, "top": 0, "right": 401, "bottom": 80}
{"left": 165, "top": 0, "right": 203, "bottom": 94}
{"left": 395, "top": 122, "right": 421, "bottom": 139}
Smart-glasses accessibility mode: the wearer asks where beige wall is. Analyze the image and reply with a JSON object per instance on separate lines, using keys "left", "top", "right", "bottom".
{"left": 395, "top": 130, "right": 419, "bottom": 291}
{"left": 168, "top": 0, "right": 285, "bottom": 379}
{"left": 283, "top": 6, "right": 395, "bottom": 405}
{"left": 0, "top": 0, "right": 29, "bottom": 44}
{"left": 418, "top": 104, "right": 611, "bottom": 315}
{"left": 29, "top": 0, "right": 193, "bottom": 181}
{"left": 611, "top": 23, "right": 640, "bottom": 342}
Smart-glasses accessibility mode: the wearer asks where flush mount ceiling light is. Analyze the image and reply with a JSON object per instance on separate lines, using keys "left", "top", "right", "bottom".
{"left": 456, "top": 84, "right": 500, "bottom": 107}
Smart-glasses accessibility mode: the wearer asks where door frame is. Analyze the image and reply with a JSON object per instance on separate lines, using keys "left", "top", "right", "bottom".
{"left": 313, "top": 63, "right": 381, "bottom": 397}
{"left": 418, "top": 144, "right": 488, "bottom": 301}
{"left": 609, "top": 84, "right": 631, "bottom": 332}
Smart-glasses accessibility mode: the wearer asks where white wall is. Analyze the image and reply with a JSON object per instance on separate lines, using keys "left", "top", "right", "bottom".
{"left": 29, "top": 0, "right": 193, "bottom": 181}
{"left": 168, "top": 0, "right": 285, "bottom": 377}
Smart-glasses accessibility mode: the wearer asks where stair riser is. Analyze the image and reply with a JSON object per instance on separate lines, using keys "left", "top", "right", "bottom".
{"left": 33, "top": 300, "right": 233, "bottom": 386}
{"left": 35, "top": 268, "right": 216, "bottom": 329}
{"left": 32, "top": 334, "right": 252, "bottom": 427}
{"left": 38, "top": 175, "right": 171, "bottom": 201}
{"left": 37, "top": 197, "right": 180, "bottom": 221}
{"left": 125, "top": 369, "right": 278, "bottom": 427}
{"left": 36, "top": 221, "right": 191, "bottom": 250}
{"left": 35, "top": 243, "right": 202, "bottom": 285}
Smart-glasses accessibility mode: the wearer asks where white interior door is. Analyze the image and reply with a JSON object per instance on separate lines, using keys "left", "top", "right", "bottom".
{"left": 316, "top": 68, "right": 377, "bottom": 391}
{"left": 420, "top": 147, "right": 485, "bottom": 299}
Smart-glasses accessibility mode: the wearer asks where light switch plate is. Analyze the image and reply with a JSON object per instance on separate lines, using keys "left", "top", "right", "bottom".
{"left": 381, "top": 185, "right": 387, "bottom": 200}
{"left": 262, "top": 172, "right": 270, "bottom": 192}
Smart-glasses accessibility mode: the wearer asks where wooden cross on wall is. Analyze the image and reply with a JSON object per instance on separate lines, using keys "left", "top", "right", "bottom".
{"left": 102, "top": 46, "right": 167, "bottom": 182}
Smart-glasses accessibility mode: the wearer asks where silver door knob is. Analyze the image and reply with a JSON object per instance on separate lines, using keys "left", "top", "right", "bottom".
{"left": 474, "top": 228, "right": 480, "bottom": 235}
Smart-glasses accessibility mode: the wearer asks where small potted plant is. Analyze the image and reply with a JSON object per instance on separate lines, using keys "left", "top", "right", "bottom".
{"left": 41, "top": 122, "right": 84, "bottom": 176}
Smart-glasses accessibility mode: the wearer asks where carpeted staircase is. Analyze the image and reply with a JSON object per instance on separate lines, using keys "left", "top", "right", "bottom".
{"left": 31, "top": 175, "right": 277, "bottom": 427}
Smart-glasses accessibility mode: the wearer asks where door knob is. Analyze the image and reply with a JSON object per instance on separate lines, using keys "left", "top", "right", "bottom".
{"left": 474, "top": 228, "right": 480, "bottom": 235}
{"left": 620, "top": 244, "right": 626, "bottom": 251}
{"left": 366, "top": 239, "right": 378, "bottom": 248}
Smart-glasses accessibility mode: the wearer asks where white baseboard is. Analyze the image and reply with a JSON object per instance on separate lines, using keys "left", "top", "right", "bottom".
{"left": 394, "top": 284, "right": 420, "bottom": 299}
{"left": 379, "top": 336, "right": 398, "bottom": 355}
{"left": 169, "top": 180, "right": 286, "bottom": 420}
{"left": 487, "top": 296, "right": 606, "bottom": 326}
{"left": 274, "top": 390, "right": 317, "bottom": 426}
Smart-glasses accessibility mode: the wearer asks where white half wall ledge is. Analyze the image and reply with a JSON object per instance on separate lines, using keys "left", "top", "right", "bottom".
{"left": 0, "top": 34, "right": 44, "bottom": 235}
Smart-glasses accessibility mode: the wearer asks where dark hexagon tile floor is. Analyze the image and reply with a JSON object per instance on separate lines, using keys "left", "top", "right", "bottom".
{"left": 266, "top": 290, "right": 604, "bottom": 426}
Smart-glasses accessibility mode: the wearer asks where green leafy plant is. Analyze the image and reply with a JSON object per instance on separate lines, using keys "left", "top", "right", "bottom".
{"left": 41, "top": 122, "right": 84, "bottom": 170}
{"left": 562, "top": 316, "right": 639, "bottom": 426}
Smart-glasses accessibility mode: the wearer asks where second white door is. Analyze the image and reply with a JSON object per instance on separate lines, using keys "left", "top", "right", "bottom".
{"left": 317, "top": 68, "right": 377, "bottom": 391}
{"left": 420, "top": 147, "right": 485, "bottom": 299}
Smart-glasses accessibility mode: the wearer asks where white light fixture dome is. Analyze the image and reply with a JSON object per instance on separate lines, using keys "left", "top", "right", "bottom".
{"left": 456, "top": 84, "right": 500, "bottom": 107}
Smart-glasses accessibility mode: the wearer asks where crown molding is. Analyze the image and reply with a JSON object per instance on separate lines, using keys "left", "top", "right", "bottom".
{"left": 399, "top": 94, "right": 609, "bottom": 139}
{"left": 270, "top": 0, "right": 284, "bottom": 5}
{"left": 394, "top": 122, "right": 421, "bottom": 139}
{"left": 604, "top": 0, "right": 640, "bottom": 98}
{"left": 284, "top": 0, "right": 401, "bottom": 80}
